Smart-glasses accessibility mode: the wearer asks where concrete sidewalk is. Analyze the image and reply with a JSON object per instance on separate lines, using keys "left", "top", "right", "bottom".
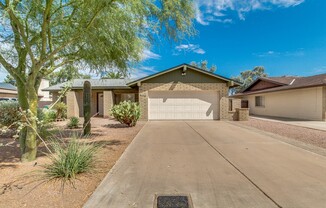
{"left": 250, "top": 115, "right": 326, "bottom": 131}
{"left": 84, "top": 121, "right": 326, "bottom": 208}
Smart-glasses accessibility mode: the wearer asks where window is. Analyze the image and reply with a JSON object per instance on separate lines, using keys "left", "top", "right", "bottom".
{"left": 255, "top": 96, "right": 265, "bottom": 107}
{"left": 241, "top": 100, "right": 249, "bottom": 108}
{"left": 229, "top": 99, "right": 233, "bottom": 111}
{"left": 121, "top": 94, "right": 135, "bottom": 102}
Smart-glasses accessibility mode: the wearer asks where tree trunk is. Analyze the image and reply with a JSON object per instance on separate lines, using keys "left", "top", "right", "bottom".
{"left": 17, "top": 81, "right": 39, "bottom": 162}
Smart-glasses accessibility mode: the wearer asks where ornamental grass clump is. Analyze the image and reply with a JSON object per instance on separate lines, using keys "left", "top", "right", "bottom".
{"left": 67, "top": 117, "right": 79, "bottom": 129}
{"left": 43, "top": 139, "right": 99, "bottom": 182}
{"left": 111, "top": 101, "right": 140, "bottom": 127}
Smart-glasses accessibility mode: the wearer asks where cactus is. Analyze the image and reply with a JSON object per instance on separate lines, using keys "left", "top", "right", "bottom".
{"left": 83, "top": 81, "right": 92, "bottom": 136}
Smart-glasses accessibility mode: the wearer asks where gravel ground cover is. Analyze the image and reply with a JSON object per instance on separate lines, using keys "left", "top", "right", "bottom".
{"left": 238, "top": 118, "right": 326, "bottom": 149}
{"left": 0, "top": 118, "right": 145, "bottom": 208}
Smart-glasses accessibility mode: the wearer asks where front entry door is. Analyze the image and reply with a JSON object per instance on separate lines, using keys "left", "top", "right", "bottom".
{"left": 98, "top": 93, "right": 104, "bottom": 116}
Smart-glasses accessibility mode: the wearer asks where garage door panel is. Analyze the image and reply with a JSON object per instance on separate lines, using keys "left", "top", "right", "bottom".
{"left": 148, "top": 91, "right": 219, "bottom": 120}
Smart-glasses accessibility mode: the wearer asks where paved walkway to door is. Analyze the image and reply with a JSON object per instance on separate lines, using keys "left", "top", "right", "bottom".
{"left": 84, "top": 121, "right": 326, "bottom": 208}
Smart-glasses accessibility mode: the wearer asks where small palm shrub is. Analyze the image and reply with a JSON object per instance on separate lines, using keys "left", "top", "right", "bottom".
{"left": 0, "top": 101, "right": 20, "bottom": 128}
{"left": 53, "top": 102, "right": 67, "bottom": 119}
{"left": 43, "top": 139, "right": 99, "bottom": 181}
{"left": 43, "top": 109, "right": 57, "bottom": 122}
{"left": 111, "top": 101, "right": 140, "bottom": 127}
{"left": 67, "top": 117, "right": 79, "bottom": 129}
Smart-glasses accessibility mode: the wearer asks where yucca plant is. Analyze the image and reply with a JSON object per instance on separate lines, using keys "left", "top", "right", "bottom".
{"left": 111, "top": 101, "right": 140, "bottom": 127}
{"left": 43, "top": 139, "right": 99, "bottom": 182}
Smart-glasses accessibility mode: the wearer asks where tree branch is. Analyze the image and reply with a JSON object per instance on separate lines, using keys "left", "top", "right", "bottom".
{"left": 40, "top": 0, "right": 54, "bottom": 60}
{"left": 6, "top": 7, "right": 36, "bottom": 65}
{"left": 0, "top": 53, "right": 25, "bottom": 83}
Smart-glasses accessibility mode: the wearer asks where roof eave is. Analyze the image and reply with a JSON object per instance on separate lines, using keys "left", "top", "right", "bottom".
{"left": 236, "top": 84, "right": 326, "bottom": 96}
{"left": 241, "top": 77, "right": 287, "bottom": 93}
{"left": 127, "top": 63, "right": 241, "bottom": 86}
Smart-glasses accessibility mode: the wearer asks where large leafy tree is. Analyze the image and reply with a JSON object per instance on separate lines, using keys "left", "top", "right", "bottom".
{"left": 190, "top": 60, "right": 217, "bottom": 73}
{"left": 231, "top": 66, "right": 267, "bottom": 94}
{"left": 47, "top": 65, "right": 91, "bottom": 85}
{"left": 3, "top": 74, "right": 16, "bottom": 86}
{"left": 0, "top": 0, "right": 195, "bottom": 161}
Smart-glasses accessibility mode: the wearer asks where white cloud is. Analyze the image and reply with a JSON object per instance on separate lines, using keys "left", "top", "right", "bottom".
{"left": 130, "top": 66, "right": 159, "bottom": 78}
{"left": 141, "top": 49, "right": 161, "bottom": 61}
{"left": 174, "top": 44, "right": 206, "bottom": 55}
{"left": 195, "top": 0, "right": 305, "bottom": 25}
{"left": 312, "top": 66, "right": 326, "bottom": 74}
{"left": 254, "top": 49, "right": 304, "bottom": 57}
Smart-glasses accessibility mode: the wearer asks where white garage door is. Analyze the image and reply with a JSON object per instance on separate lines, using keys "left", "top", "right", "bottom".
{"left": 148, "top": 91, "right": 219, "bottom": 120}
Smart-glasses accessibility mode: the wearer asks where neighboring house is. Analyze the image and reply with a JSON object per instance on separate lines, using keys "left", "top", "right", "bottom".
{"left": 38, "top": 79, "right": 51, "bottom": 102}
{"left": 233, "top": 74, "right": 326, "bottom": 121}
{"left": 0, "top": 82, "right": 17, "bottom": 98}
{"left": 0, "top": 80, "right": 51, "bottom": 106}
{"left": 43, "top": 64, "right": 241, "bottom": 120}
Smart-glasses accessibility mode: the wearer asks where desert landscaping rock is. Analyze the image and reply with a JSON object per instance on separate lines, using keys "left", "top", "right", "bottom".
{"left": 0, "top": 118, "right": 144, "bottom": 208}
{"left": 238, "top": 118, "right": 326, "bottom": 149}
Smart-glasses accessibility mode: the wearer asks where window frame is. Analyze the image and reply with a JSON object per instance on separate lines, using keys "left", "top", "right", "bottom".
{"left": 255, "top": 96, "right": 265, "bottom": 107}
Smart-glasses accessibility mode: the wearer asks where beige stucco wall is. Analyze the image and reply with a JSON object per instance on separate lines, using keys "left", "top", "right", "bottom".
{"left": 0, "top": 89, "right": 17, "bottom": 96}
{"left": 138, "top": 82, "right": 229, "bottom": 120}
{"left": 0, "top": 93, "right": 17, "bottom": 98}
{"left": 245, "top": 87, "right": 324, "bottom": 121}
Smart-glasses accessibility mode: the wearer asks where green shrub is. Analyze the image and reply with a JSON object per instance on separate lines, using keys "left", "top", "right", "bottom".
{"left": 37, "top": 122, "right": 57, "bottom": 142}
{"left": 53, "top": 102, "right": 67, "bottom": 119}
{"left": 43, "top": 109, "right": 57, "bottom": 122}
{"left": 67, "top": 117, "right": 79, "bottom": 129}
{"left": 111, "top": 101, "right": 140, "bottom": 127}
{"left": 0, "top": 101, "right": 20, "bottom": 128}
{"left": 37, "top": 109, "right": 57, "bottom": 141}
{"left": 43, "top": 139, "right": 99, "bottom": 181}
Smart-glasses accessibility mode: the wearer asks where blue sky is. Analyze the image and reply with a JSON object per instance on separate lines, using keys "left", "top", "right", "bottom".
{"left": 1, "top": 0, "right": 326, "bottom": 81}
{"left": 135, "top": 0, "right": 326, "bottom": 79}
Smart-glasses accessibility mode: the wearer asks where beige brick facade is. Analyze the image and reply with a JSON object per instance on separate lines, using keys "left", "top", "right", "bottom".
{"left": 237, "top": 108, "right": 249, "bottom": 121}
{"left": 139, "top": 82, "right": 230, "bottom": 120}
{"left": 227, "top": 98, "right": 242, "bottom": 121}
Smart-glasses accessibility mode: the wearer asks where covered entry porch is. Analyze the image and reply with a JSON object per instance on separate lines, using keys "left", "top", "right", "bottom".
{"left": 66, "top": 89, "right": 138, "bottom": 118}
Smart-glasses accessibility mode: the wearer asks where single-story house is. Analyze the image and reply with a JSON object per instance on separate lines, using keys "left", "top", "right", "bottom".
{"left": 0, "top": 82, "right": 17, "bottom": 98}
{"left": 43, "top": 64, "right": 242, "bottom": 120}
{"left": 233, "top": 74, "right": 326, "bottom": 121}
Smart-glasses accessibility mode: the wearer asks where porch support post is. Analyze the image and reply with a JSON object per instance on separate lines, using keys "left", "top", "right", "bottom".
{"left": 103, "top": 91, "right": 114, "bottom": 118}
{"left": 67, "top": 91, "right": 79, "bottom": 118}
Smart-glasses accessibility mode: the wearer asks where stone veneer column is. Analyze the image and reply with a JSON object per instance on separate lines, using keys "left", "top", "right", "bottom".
{"left": 103, "top": 91, "right": 114, "bottom": 118}
{"left": 66, "top": 91, "right": 79, "bottom": 118}
{"left": 139, "top": 87, "right": 148, "bottom": 120}
{"left": 219, "top": 83, "right": 229, "bottom": 120}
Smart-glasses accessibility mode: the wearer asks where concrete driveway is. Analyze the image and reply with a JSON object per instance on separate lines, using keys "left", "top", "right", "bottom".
{"left": 84, "top": 121, "right": 326, "bottom": 208}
